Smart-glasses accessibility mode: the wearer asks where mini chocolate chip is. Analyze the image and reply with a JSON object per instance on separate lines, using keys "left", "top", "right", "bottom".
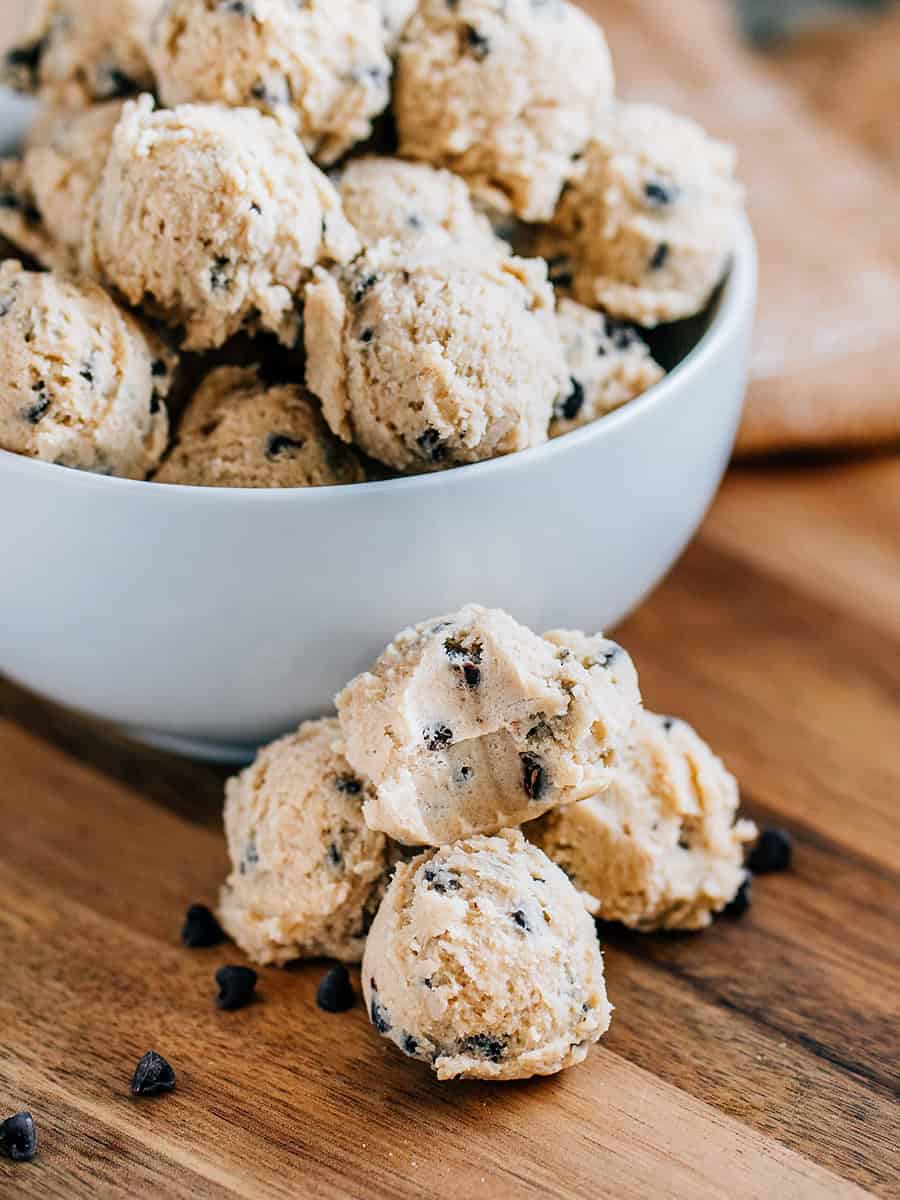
{"left": 209, "top": 256, "right": 232, "bottom": 290}
{"left": 455, "top": 764, "right": 473, "bottom": 784}
{"left": 131, "top": 1051, "right": 176, "bottom": 1096}
{"left": 0, "top": 1112, "right": 37, "bottom": 1162}
{"left": 644, "top": 180, "right": 680, "bottom": 207}
{"left": 0, "top": 191, "right": 19, "bottom": 210}
{"left": 181, "top": 903, "right": 225, "bottom": 948}
{"left": 240, "top": 836, "right": 259, "bottom": 873}
{"left": 216, "top": 965, "right": 258, "bottom": 1010}
{"left": 80, "top": 366, "right": 93, "bottom": 383}
{"left": 327, "top": 843, "right": 343, "bottom": 869}
{"left": 444, "top": 636, "right": 483, "bottom": 663}
{"left": 370, "top": 996, "right": 392, "bottom": 1034}
{"left": 748, "top": 829, "right": 793, "bottom": 875}
{"left": 423, "top": 723, "right": 453, "bottom": 751}
{"left": 511, "top": 909, "right": 530, "bottom": 931}
{"left": 462, "top": 664, "right": 481, "bottom": 688}
{"left": 590, "top": 644, "right": 622, "bottom": 669}
{"left": 250, "top": 201, "right": 262, "bottom": 214}
{"left": 417, "top": 427, "right": 448, "bottom": 463}
{"left": 660, "top": 716, "right": 676, "bottom": 732}
{"left": 220, "top": 0, "right": 251, "bottom": 12}
{"left": 359, "top": 327, "right": 374, "bottom": 343}
{"left": 317, "top": 964, "right": 356, "bottom": 1013}
{"left": 723, "top": 876, "right": 752, "bottom": 918}
{"left": 407, "top": 212, "right": 425, "bottom": 230}
{"left": 335, "top": 775, "right": 362, "bottom": 795}
{"left": 352, "top": 273, "right": 379, "bottom": 303}
{"left": 465, "top": 25, "right": 491, "bottom": 59}
{"left": 461, "top": 1034, "right": 505, "bottom": 1062}
{"left": 150, "top": 391, "right": 162, "bottom": 415}
{"left": 424, "top": 865, "right": 461, "bottom": 894}
{"left": 150, "top": 358, "right": 168, "bottom": 378}
{"left": 5, "top": 40, "right": 46, "bottom": 87}
{"left": 604, "top": 316, "right": 637, "bottom": 350}
{"left": 520, "top": 753, "right": 546, "bottom": 801}
{"left": 24, "top": 395, "right": 49, "bottom": 424}
{"left": 649, "top": 242, "right": 670, "bottom": 271}
{"left": 266, "top": 433, "right": 305, "bottom": 459}
{"left": 402, "top": 1034, "right": 419, "bottom": 1055}
{"left": 557, "top": 377, "right": 584, "bottom": 421}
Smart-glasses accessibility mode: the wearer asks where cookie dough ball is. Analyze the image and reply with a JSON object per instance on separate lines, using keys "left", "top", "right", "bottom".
{"left": 305, "top": 246, "right": 566, "bottom": 471}
{"left": 394, "top": 0, "right": 614, "bottom": 221}
{"left": 0, "top": 262, "right": 174, "bottom": 477}
{"left": 0, "top": 101, "right": 124, "bottom": 273}
{"left": 337, "top": 156, "right": 504, "bottom": 255}
{"left": 337, "top": 605, "right": 642, "bottom": 846}
{"left": 154, "top": 365, "right": 366, "bottom": 487}
{"left": 527, "top": 708, "right": 757, "bottom": 931}
{"left": 543, "top": 103, "right": 744, "bottom": 326}
{"left": 149, "top": 0, "right": 392, "bottom": 166}
{"left": 2, "top": 0, "right": 160, "bottom": 108}
{"left": 551, "top": 300, "right": 664, "bottom": 437}
{"left": 86, "top": 96, "right": 360, "bottom": 350}
{"left": 218, "top": 718, "right": 395, "bottom": 965}
{"left": 362, "top": 830, "right": 612, "bottom": 1081}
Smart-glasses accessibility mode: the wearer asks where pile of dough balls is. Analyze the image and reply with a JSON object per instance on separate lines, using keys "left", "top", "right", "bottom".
{"left": 0, "top": 0, "right": 744, "bottom": 484}
{"left": 216, "top": 604, "right": 756, "bottom": 1081}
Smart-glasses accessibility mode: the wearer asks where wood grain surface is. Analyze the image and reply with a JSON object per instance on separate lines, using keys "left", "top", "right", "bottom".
{"left": 2, "top": 457, "right": 899, "bottom": 1199}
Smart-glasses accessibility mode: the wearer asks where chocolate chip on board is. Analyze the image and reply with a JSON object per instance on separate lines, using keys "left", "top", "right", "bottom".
{"left": 131, "top": 1051, "right": 176, "bottom": 1097}
{"left": 722, "top": 876, "right": 752, "bottom": 918}
{"left": 181, "top": 903, "right": 225, "bottom": 949}
{"left": 747, "top": 828, "right": 793, "bottom": 874}
{"left": 316, "top": 965, "right": 356, "bottom": 1013}
{"left": 215, "top": 965, "right": 259, "bottom": 1011}
{"left": 0, "top": 1112, "right": 37, "bottom": 1162}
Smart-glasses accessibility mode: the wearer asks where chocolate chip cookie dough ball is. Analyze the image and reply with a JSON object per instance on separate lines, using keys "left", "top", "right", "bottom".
{"left": 154, "top": 365, "right": 366, "bottom": 487}
{"left": 551, "top": 300, "right": 664, "bottom": 437}
{"left": 304, "top": 245, "right": 566, "bottom": 471}
{"left": 337, "top": 605, "right": 642, "bottom": 846}
{"left": 149, "top": 0, "right": 392, "bottom": 165}
{"left": 0, "top": 101, "right": 125, "bottom": 273}
{"left": 85, "top": 96, "right": 360, "bottom": 350}
{"left": 541, "top": 102, "right": 744, "bottom": 326}
{"left": 337, "top": 156, "right": 504, "bottom": 254}
{"left": 0, "top": 262, "right": 174, "bottom": 478}
{"left": 362, "top": 830, "right": 612, "bottom": 1081}
{"left": 394, "top": 0, "right": 614, "bottom": 221}
{"left": 527, "top": 707, "right": 757, "bottom": 931}
{"left": 2, "top": 0, "right": 161, "bottom": 108}
{"left": 219, "top": 718, "right": 395, "bottom": 965}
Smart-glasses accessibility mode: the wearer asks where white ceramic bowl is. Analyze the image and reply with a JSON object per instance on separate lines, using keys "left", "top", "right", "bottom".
{"left": 0, "top": 218, "right": 756, "bottom": 760}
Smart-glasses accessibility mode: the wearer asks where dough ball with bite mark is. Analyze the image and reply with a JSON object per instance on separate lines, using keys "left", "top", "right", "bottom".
{"left": 218, "top": 717, "right": 397, "bottom": 965}
{"left": 362, "top": 829, "right": 612, "bottom": 1081}
{"left": 0, "top": 261, "right": 175, "bottom": 478}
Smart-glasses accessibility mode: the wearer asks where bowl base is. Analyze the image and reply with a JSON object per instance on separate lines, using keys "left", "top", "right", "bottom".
{"left": 120, "top": 725, "right": 258, "bottom": 764}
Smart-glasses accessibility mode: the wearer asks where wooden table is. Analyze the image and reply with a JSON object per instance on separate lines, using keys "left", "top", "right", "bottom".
{"left": 2, "top": 456, "right": 899, "bottom": 1199}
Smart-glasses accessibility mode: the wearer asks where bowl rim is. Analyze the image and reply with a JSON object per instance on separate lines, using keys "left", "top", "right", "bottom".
{"left": 0, "top": 216, "right": 757, "bottom": 503}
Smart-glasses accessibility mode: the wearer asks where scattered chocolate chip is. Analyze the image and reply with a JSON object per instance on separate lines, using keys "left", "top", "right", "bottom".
{"left": 220, "top": 0, "right": 251, "bottom": 12}
{"left": 80, "top": 366, "right": 94, "bottom": 384}
{"left": 649, "top": 242, "right": 670, "bottom": 271}
{"left": 748, "top": 829, "right": 793, "bottom": 875}
{"left": 462, "top": 664, "right": 481, "bottom": 688}
{"left": 520, "top": 753, "right": 546, "bottom": 801}
{"left": 24, "top": 394, "right": 49, "bottom": 424}
{"left": 424, "top": 865, "right": 461, "bottom": 894}
{"left": 326, "top": 843, "right": 343, "bottom": 869}
{"left": 402, "top": 1034, "right": 419, "bottom": 1055}
{"left": 266, "top": 433, "right": 305, "bottom": 459}
{"left": 461, "top": 1034, "right": 505, "bottom": 1062}
{"left": 455, "top": 765, "right": 473, "bottom": 784}
{"left": 150, "top": 359, "right": 168, "bottom": 378}
{"left": 444, "top": 636, "right": 483, "bottom": 663}
{"left": 359, "top": 327, "right": 374, "bottom": 343}
{"left": 723, "top": 876, "right": 752, "bottom": 918}
{"left": 0, "top": 1112, "right": 37, "bottom": 1162}
{"left": 511, "top": 909, "right": 530, "bottom": 931}
{"left": 407, "top": 212, "right": 425, "bottom": 230}
{"left": 644, "top": 180, "right": 680, "bottom": 208}
{"left": 209, "top": 257, "right": 232, "bottom": 291}
{"left": 181, "top": 903, "right": 225, "bottom": 948}
{"left": 131, "top": 1051, "right": 176, "bottom": 1096}
{"left": 335, "top": 775, "right": 362, "bottom": 795}
{"left": 240, "top": 836, "right": 259, "bottom": 874}
{"left": 250, "top": 201, "right": 262, "bottom": 214}
{"left": 216, "top": 965, "right": 259, "bottom": 1011}
{"left": 465, "top": 25, "right": 491, "bottom": 59}
{"left": 150, "top": 392, "right": 162, "bottom": 415}
{"left": 590, "top": 644, "right": 622, "bottom": 669}
{"left": 4, "top": 40, "right": 46, "bottom": 88}
{"left": 423, "top": 723, "right": 453, "bottom": 751}
{"left": 317, "top": 964, "right": 356, "bottom": 1013}
{"left": 370, "top": 995, "right": 392, "bottom": 1034}
{"left": 557, "top": 377, "right": 584, "bottom": 422}
{"left": 604, "top": 316, "right": 637, "bottom": 350}
{"left": 352, "top": 274, "right": 379, "bottom": 304}
{"left": 417, "top": 427, "right": 448, "bottom": 463}
{"left": 660, "top": 716, "right": 676, "bottom": 732}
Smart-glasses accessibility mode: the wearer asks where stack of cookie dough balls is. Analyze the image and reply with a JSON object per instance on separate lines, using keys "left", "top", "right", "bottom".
{"left": 0, "top": 0, "right": 744, "bottom": 484}
{"left": 216, "top": 604, "right": 755, "bottom": 1081}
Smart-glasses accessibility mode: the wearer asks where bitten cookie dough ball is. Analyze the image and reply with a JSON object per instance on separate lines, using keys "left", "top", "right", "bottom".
{"left": 219, "top": 718, "right": 394, "bottom": 965}
{"left": 362, "top": 830, "right": 612, "bottom": 1081}
{"left": 149, "top": 0, "right": 391, "bottom": 166}
{"left": 337, "top": 156, "right": 503, "bottom": 254}
{"left": 0, "top": 262, "right": 174, "bottom": 478}
{"left": 527, "top": 707, "right": 757, "bottom": 931}
{"left": 2, "top": 0, "right": 160, "bottom": 108}
{"left": 0, "top": 101, "right": 124, "bottom": 273}
{"left": 304, "top": 246, "right": 566, "bottom": 471}
{"left": 337, "top": 605, "right": 642, "bottom": 845}
{"left": 542, "top": 103, "right": 744, "bottom": 326}
{"left": 394, "top": 0, "right": 614, "bottom": 221}
{"left": 551, "top": 300, "right": 664, "bottom": 437}
{"left": 86, "top": 96, "right": 360, "bottom": 350}
{"left": 155, "top": 365, "right": 366, "bottom": 487}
